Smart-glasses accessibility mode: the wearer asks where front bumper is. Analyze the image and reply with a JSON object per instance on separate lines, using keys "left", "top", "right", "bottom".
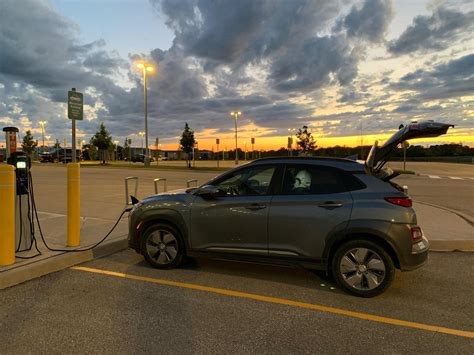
{"left": 127, "top": 208, "right": 141, "bottom": 252}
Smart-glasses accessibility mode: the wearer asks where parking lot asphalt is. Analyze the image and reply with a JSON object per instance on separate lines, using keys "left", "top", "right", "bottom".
{"left": 30, "top": 163, "right": 473, "bottom": 219}
{"left": 0, "top": 250, "right": 472, "bottom": 353}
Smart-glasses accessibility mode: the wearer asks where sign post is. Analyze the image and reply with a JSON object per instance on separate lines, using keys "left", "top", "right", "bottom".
{"left": 216, "top": 138, "right": 220, "bottom": 168}
{"left": 251, "top": 137, "right": 255, "bottom": 160}
{"left": 68, "top": 88, "right": 83, "bottom": 163}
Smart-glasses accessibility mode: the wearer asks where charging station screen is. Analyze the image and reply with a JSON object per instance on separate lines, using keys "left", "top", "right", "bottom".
{"left": 16, "top": 161, "right": 26, "bottom": 169}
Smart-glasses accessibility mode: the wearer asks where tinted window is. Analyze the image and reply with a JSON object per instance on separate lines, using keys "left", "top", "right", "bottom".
{"left": 213, "top": 166, "right": 276, "bottom": 196}
{"left": 282, "top": 165, "right": 347, "bottom": 195}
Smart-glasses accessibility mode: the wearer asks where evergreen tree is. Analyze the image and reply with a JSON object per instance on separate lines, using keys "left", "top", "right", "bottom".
{"left": 21, "top": 130, "right": 38, "bottom": 157}
{"left": 296, "top": 125, "right": 317, "bottom": 155}
{"left": 90, "top": 123, "right": 113, "bottom": 164}
{"left": 179, "top": 123, "right": 196, "bottom": 167}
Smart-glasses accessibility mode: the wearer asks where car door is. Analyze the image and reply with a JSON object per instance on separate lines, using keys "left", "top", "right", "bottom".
{"left": 268, "top": 164, "right": 353, "bottom": 259}
{"left": 190, "top": 164, "right": 280, "bottom": 255}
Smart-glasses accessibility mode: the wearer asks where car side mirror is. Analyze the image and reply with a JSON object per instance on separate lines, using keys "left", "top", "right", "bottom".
{"left": 194, "top": 185, "right": 221, "bottom": 199}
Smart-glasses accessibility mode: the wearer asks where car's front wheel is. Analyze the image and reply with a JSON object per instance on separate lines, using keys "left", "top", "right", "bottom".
{"left": 332, "top": 239, "right": 395, "bottom": 297}
{"left": 141, "top": 223, "right": 185, "bottom": 269}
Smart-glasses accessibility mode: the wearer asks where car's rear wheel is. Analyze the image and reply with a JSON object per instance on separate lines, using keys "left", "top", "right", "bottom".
{"left": 332, "top": 240, "right": 395, "bottom": 297}
{"left": 141, "top": 223, "right": 185, "bottom": 269}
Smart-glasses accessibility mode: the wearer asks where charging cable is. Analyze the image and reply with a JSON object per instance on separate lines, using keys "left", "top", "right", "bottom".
{"left": 16, "top": 171, "right": 131, "bottom": 257}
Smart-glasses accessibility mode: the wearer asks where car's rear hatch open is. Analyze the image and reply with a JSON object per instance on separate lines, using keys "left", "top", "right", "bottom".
{"left": 365, "top": 120, "right": 454, "bottom": 180}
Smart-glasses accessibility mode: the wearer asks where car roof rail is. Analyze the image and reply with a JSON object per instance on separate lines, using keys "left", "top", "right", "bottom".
{"left": 249, "top": 156, "right": 359, "bottom": 164}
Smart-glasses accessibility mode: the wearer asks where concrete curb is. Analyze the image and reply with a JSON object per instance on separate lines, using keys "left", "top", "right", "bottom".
{"left": 0, "top": 237, "right": 128, "bottom": 290}
{"left": 429, "top": 240, "right": 474, "bottom": 252}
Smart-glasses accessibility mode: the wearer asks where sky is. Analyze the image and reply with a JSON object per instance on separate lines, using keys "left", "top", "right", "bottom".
{"left": 0, "top": 0, "right": 473, "bottom": 151}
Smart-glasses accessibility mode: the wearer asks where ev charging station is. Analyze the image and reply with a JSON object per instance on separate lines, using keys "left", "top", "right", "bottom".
{"left": 2, "top": 126, "right": 33, "bottom": 252}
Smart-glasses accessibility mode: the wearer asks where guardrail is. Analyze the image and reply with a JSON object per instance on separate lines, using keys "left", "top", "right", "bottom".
{"left": 154, "top": 178, "right": 167, "bottom": 194}
{"left": 186, "top": 179, "right": 198, "bottom": 188}
{"left": 124, "top": 176, "right": 138, "bottom": 205}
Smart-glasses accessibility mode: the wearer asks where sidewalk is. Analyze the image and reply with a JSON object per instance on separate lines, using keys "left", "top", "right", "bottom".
{"left": 1, "top": 203, "right": 472, "bottom": 290}
{"left": 413, "top": 202, "right": 474, "bottom": 252}
{"left": 0, "top": 212, "right": 128, "bottom": 289}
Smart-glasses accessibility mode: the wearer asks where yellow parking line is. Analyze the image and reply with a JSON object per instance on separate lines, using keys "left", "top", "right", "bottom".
{"left": 72, "top": 266, "right": 474, "bottom": 339}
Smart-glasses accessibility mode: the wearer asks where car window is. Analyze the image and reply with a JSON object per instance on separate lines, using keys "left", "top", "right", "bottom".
{"left": 282, "top": 165, "right": 347, "bottom": 195}
{"left": 214, "top": 166, "right": 276, "bottom": 196}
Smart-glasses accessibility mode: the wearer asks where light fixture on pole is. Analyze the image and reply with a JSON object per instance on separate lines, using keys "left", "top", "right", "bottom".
{"left": 137, "top": 63, "right": 154, "bottom": 167}
{"left": 230, "top": 111, "right": 241, "bottom": 165}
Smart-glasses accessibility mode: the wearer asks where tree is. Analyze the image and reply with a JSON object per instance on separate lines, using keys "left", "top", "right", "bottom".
{"left": 179, "top": 123, "right": 196, "bottom": 167}
{"left": 296, "top": 125, "right": 317, "bottom": 155}
{"left": 90, "top": 123, "right": 113, "bottom": 164}
{"left": 21, "top": 130, "right": 37, "bottom": 157}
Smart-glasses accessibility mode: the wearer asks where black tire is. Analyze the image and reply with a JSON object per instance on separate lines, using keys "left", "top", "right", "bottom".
{"left": 332, "top": 239, "right": 395, "bottom": 298}
{"left": 140, "top": 223, "right": 185, "bottom": 269}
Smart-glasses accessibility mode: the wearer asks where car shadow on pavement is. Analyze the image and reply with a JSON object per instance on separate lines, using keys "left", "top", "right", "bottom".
{"left": 131, "top": 255, "right": 344, "bottom": 296}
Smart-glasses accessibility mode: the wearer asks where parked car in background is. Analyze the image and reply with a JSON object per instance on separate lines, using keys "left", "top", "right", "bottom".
{"left": 128, "top": 120, "right": 453, "bottom": 297}
{"left": 40, "top": 148, "right": 81, "bottom": 163}
{"left": 131, "top": 154, "right": 154, "bottom": 163}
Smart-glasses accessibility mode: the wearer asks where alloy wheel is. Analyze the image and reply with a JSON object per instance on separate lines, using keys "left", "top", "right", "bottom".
{"left": 339, "top": 248, "right": 386, "bottom": 291}
{"left": 145, "top": 229, "right": 179, "bottom": 265}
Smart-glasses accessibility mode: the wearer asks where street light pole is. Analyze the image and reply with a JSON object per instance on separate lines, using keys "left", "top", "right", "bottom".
{"left": 230, "top": 111, "right": 241, "bottom": 165}
{"left": 138, "top": 131, "right": 145, "bottom": 154}
{"left": 39, "top": 121, "right": 47, "bottom": 151}
{"left": 137, "top": 63, "right": 154, "bottom": 167}
{"left": 288, "top": 128, "right": 296, "bottom": 156}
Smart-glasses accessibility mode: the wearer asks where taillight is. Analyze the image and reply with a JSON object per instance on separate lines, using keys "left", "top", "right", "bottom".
{"left": 384, "top": 197, "right": 412, "bottom": 207}
{"left": 411, "top": 227, "right": 423, "bottom": 242}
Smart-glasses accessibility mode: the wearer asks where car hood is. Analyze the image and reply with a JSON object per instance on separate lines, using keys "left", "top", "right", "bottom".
{"left": 366, "top": 120, "right": 454, "bottom": 174}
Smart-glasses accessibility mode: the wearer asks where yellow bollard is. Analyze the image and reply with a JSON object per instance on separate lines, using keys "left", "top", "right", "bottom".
{"left": 0, "top": 164, "right": 15, "bottom": 265}
{"left": 67, "top": 163, "right": 80, "bottom": 247}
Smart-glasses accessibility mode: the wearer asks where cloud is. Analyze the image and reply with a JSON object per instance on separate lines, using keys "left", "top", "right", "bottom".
{"left": 338, "top": 0, "right": 393, "bottom": 43}
{"left": 392, "top": 54, "right": 474, "bottom": 100}
{"left": 388, "top": 6, "right": 474, "bottom": 55}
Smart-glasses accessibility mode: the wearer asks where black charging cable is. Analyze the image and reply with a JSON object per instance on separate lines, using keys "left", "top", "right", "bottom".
{"left": 15, "top": 180, "right": 42, "bottom": 259}
{"left": 27, "top": 171, "right": 131, "bottom": 253}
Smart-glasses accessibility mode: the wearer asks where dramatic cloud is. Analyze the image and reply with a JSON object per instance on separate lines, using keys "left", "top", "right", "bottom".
{"left": 388, "top": 6, "right": 474, "bottom": 55}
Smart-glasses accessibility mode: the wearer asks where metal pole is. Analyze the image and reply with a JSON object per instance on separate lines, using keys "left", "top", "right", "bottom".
{"left": 403, "top": 142, "right": 407, "bottom": 171}
{"left": 234, "top": 116, "right": 238, "bottom": 165}
{"left": 144, "top": 68, "right": 150, "bottom": 167}
{"left": 71, "top": 88, "right": 77, "bottom": 163}
{"left": 217, "top": 143, "right": 219, "bottom": 168}
{"left": 72, "top": 119, "right": 76, "bottom": 163}
{"left": 41, "top": 125, "right": 45, "bottom": 148}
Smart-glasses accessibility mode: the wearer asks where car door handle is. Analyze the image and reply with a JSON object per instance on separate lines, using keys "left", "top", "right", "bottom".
{"left": 245, "top": 203, "right": 267, "bottom": 211}
{"left": 318, "top": 202, "right": 343, "bottom": 209}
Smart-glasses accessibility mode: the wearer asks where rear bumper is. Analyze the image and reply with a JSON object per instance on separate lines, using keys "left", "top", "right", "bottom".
{"left": 391, "top": 223, "right": 429, "bottom": 271}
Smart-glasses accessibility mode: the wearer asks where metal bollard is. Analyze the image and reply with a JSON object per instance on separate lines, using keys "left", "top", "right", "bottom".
{"left": 154, "top": 178, "right": 167, "bottom": 194}
{"left": 125, "top": 177, "right": 138, "bottom": 205}
{"left": 186, "top": 179, "right": 198, "bottom": 188}
{"left": 67, "top": 163, "right": 80, "bottom": 247}
{"left": 0, "top": 165, "right": 15, "bottom": 265}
